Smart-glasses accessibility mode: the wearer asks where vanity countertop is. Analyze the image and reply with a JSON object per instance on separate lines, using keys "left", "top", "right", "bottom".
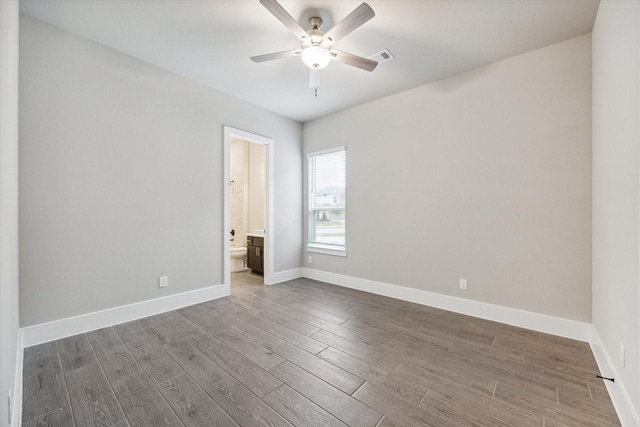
{"left": 247, "top": 231, "right": 265, "bottom": 238}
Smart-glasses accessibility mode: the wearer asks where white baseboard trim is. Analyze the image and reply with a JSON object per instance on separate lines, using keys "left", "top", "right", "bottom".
{"left": 589, "top": 326, "right": 639, "bottom": 427}
{"left": 301, "top": 268, "right": 591, "bottom": 342}
{"left": 22, "top": 284, "right": 228, "bottom": 347}
{"left": 11, "top": 329, "right": 23, "bottom": 427}
{"left": 267, "top": 268, "right": 303, "bottom": 285}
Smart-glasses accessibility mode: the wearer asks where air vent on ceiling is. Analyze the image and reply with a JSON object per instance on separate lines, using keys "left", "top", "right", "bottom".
{"left": 369, "top": 49, "right": 394, "bottom": 64}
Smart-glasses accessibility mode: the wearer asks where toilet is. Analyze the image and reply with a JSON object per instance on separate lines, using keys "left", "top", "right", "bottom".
{"left": 230, "top": 246, "right": 247, "bottom": 272}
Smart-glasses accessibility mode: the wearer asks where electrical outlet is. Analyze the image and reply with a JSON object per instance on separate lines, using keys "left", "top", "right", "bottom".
{"left": 159, "top": 276, "right": 168, "bottom": 288}
{"left": 459, "top": 279, "right": 468, "bottom": 290}
{"left": 308, "top": 256, "right": 312, "bottom": 264}
{"left": 619, "top": 343, "right": 625, "bottom": 368}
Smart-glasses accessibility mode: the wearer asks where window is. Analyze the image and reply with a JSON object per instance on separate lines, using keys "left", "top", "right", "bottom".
{"left": 307, "top": 148, "right": 346, "bottom": 255}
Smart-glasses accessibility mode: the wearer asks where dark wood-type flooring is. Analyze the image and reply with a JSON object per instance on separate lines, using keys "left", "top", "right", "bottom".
{"left": 22, "top": 273, "right": 620, "bottom": 426}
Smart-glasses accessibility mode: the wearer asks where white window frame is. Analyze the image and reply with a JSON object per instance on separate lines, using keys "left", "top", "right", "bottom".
{"left": 307, "top": 147, "right": 347, "bottom": 257}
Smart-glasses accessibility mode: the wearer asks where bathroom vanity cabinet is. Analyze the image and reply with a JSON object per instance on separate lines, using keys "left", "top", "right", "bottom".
{"left": 247, "top": 236, "right": 264, "bottom": 274}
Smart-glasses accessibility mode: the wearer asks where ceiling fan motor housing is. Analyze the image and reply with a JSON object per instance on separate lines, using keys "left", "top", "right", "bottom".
{"left": 308, "top": 16, "right": 323, "bottom": 30}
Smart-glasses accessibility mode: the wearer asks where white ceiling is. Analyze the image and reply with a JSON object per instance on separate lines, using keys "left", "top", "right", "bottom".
{"left": 20, "top": 0, "right": 599, "bottom": 123}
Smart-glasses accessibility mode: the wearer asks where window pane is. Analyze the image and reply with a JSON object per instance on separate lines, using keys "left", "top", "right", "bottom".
{"left": 309, "top": 150, "right": 345, "bottom": 248}
{"left": 309, "top": 208, "right": 345, "bottom": 246}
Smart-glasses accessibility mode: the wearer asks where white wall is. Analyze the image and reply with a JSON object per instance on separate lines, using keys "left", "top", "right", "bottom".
{"left": 248, "top": 142, "right": 266, "bottom": 233}
{"left": 0, "top": 2, "right": 21, "bottom": 426}
{"left": 303, "top": 35, "right": 592, "bottom": 322}
{"left": 19, "top": 16, "right": 302, "bottom": 327}
{"left": 592, "top": 0, "right": 640, "bottom": 421}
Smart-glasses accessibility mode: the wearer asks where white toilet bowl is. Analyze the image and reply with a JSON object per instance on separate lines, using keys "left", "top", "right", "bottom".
{"left": 230, "top": 247, "right": 247, "bottom": 272}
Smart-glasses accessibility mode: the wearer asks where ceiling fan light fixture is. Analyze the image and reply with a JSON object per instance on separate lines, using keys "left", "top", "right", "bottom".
{"left": 301, "top": 45, "right": 331, "bottom": 69}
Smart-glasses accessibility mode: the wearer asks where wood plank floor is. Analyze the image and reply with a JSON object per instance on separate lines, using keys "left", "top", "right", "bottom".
{"left": 22, "top": 272, "right": 620, "bottom": 426}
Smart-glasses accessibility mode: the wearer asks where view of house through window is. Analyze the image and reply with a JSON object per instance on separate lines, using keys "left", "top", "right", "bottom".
{"left": 308, "top": 148, "right": 346, "bottom": 249}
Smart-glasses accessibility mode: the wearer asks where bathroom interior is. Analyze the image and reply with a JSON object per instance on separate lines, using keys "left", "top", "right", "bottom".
{"left": 230, "top": 137, "right": 267, "bottom": 279}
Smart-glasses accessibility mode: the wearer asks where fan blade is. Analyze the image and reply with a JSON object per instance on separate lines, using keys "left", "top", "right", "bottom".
{"left": 324, "top": 3, "right": 375, "bottom": 43}
{"left": 331, "top": 50, "right": 377, "bottom": 71}
{"left": 260, "top": 0, "right": 308, "bottom": 40}
{"left": 309, "top": 69, "right": 321, "bottom": 88}
{"left": 251, "top": 49, "right": 301, "bottom": 63}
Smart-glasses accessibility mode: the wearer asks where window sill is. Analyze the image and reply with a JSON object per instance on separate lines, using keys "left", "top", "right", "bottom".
{"left": 306, "top": 245, "right": 347, "bottom": 257}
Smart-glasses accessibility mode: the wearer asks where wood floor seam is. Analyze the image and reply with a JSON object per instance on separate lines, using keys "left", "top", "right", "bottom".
{"left": 85, "top": 332, "right": 129, "bottom": 426}
{"left": 21, "top": 407, "right": 65, "bottom": 425}
{"left": 134, "top": 345, "right": 190, "bottom": 427}
{"left": 149, "top": 378, "right": 188, "bottom": 426}
{"left": 55, "top": 341, "right": 78, "bottom": 427}
{"left": 418, "top": 388, "right": 429, "bottom": 406}
{"left": 157, "top": 342, "right": 239, "bottom": 425}
{"left": 350, "top": 379, "right": 367, "bottom": 397}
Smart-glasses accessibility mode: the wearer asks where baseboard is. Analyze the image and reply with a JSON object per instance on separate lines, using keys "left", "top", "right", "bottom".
{"left": 589, "top": 326, "right": 639, "bottom": 427}
{"left": 301, "top": 268, "right": 591, "bottom": 342}
{"left": 22, "top": 284, "right": 228, "bottom": 347}
{"left": 11, "top": 329, "right": 23, "bottom": 427}
{"left": 267, "top": 268, "right": 303, "bottom": 285}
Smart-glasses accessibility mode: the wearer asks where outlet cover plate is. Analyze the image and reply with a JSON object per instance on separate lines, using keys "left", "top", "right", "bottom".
{"left": 159, "top": 276, "right": 168, "bottom": 288}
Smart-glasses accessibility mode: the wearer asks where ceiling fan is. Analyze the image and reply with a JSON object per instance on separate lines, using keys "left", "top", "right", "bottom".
{"left": 251, "top": 0, "right": 378, "bottom": 91}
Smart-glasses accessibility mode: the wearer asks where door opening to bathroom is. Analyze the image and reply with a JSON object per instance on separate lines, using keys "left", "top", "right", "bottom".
{"left": 223, "top": 127, "right": 273, "bottom": 291}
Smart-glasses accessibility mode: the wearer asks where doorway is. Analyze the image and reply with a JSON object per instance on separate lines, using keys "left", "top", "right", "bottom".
{"left": 223, "top": 127, "right": 274, "bottom": 294}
